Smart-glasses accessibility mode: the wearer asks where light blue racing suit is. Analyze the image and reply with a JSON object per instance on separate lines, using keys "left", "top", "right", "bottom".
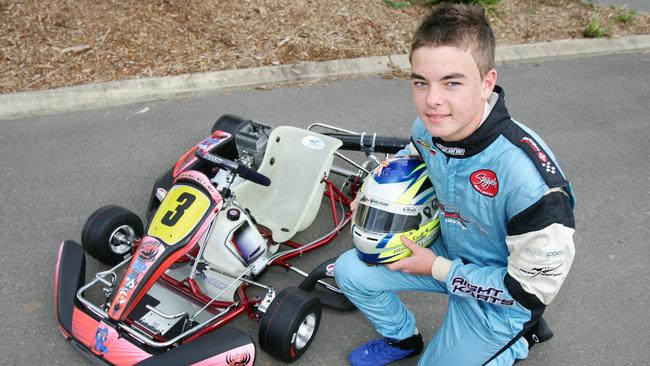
{"left": 335, "top": 86, "right": 576, "bottom": 365}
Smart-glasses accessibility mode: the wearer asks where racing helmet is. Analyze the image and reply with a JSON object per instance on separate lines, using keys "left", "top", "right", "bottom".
{"left": 352, "top": 156, "right": 440, "bottom": 264}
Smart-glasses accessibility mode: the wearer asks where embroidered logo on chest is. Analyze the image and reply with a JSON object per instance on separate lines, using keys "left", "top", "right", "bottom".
{"left": 435, "top": 143, "right": 465, "bottom": 156}
{"left": 470, "top": 170, "right": 499, "bottom": 197}
{"left": 415, "top": 138, "right": 436, "bottom": 155}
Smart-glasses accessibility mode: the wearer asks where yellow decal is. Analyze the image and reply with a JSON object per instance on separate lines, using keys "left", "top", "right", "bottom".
{"left": 376, "top": 221, "right": 440, "bottom": 263}
{"left": 148, "top": 185, "right": 211, "bottom": 245}
{"left": 377, "top": 235, "right": 412, "bottom": 263}
{"left": 396, "top": 175, "right": 428, "bottom": 205}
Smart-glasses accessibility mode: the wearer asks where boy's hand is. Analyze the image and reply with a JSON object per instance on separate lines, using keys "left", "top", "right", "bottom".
{"left": 350, "top": 194, "right": 361, "bottom": 213}
{"left": 386, "top": 236, "right": 437, "bottom": 275}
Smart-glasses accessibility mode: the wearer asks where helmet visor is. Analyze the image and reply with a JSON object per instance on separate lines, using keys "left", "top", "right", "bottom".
{"left": 354, "top": 203, "right": 421, "bottom": 234}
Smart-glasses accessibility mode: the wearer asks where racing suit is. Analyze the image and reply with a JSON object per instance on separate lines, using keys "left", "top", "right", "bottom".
{"left": 335, "top": 86, "right": 576, "bottom": 365}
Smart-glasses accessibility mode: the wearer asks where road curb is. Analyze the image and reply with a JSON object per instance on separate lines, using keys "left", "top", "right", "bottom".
{"left": 1, "top": 34, "right": 649, "bottom": 121}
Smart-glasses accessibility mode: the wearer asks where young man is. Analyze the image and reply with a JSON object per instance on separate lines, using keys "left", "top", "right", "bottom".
{"left": 335, "top": 4, "right": 576, "bottom": 365}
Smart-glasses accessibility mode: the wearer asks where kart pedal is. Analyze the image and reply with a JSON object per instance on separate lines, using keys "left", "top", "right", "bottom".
{"left": 163, "top": 318, "right": 196, "bottom": 340}
{"left": 130, "top": 294, "right": 160, "bottom": 320}
{"left": 133, "top": 294, "right": 189, "bottom": 338}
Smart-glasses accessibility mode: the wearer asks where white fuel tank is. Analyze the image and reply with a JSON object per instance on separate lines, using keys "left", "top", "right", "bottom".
{"left": 200, "top": 207, "right": 267, "bottom": 301}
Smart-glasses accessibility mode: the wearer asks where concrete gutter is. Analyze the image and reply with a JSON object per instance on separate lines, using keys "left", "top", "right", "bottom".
{"left": 1, "top": 34, "right": 649, "bottom": 121}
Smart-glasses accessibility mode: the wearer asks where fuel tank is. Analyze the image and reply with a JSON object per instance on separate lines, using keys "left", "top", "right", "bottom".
{"left": 200, "top": 207, "right": 268, "bottom": 301}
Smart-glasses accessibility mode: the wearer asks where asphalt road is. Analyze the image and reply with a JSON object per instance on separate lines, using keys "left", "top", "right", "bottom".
{"left": 1, "top": 51, "right": 649, "bottom": 365}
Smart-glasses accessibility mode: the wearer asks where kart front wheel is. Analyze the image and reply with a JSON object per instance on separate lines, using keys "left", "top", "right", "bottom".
{"left": 258, "top": 287, "right": 321, "bottom": 363}
{"left": 81, "top": 205, "right": 143, "bottom": 265}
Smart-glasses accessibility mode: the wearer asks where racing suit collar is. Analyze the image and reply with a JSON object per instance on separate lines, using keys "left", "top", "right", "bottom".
{"left": 431, "top": 85, "right": 510, "bottom": 159}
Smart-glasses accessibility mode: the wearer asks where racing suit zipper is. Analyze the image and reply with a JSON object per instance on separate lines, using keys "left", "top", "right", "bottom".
{"left": 445, "top": 158, "right": 459, "bottom": 259}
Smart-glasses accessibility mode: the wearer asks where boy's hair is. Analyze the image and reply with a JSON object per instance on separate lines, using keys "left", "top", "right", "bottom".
{"left": 410, "top": 3, "right": 495, "bottom": 78}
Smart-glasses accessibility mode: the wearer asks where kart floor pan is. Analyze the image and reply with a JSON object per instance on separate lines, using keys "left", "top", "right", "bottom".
{"left": 136, "top": 281, "right": 216, "bottom": 337}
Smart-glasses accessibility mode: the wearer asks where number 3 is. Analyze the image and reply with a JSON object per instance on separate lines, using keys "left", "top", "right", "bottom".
{"left": 161, "top": 192, "right": 196, "bottom": 226}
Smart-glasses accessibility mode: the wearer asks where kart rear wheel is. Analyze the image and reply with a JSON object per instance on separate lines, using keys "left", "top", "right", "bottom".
{"left": 211, "top": 114, "right": 248, "bottom": 135}
{"left": 81, "top": 205, "right": 143, "bottom": 265}
{"left": 258, "top": 287, "right": 321, "bottom": 363}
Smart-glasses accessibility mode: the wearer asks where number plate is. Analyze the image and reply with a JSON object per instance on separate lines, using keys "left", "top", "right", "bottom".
{"left": 148, "top": 185, "right": 211, "bottom": 245}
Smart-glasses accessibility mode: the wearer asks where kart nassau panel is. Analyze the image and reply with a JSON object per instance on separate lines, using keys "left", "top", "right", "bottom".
{"left": 110, "top": 170, "right": 223, "bottom": 320}
{"left": 107, "top": 236, "right": 168, "bottom": 320}
{"left": 55, "top": 241, "right": 255, "bottom": 366}
{"left": 174, "top": 131, "right": 232, "bottom": 177}
{"left": 172, "top": 170, "right": 223, "bottom": 206}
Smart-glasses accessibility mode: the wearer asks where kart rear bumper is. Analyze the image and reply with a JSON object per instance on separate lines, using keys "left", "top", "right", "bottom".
{"left": 54, "top": 240, "right": 256, "bottom": 366}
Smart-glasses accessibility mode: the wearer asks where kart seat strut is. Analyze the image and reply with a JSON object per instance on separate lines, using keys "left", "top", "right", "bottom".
{"left": 234, "top": 126, "right": 342, "bottom": 243}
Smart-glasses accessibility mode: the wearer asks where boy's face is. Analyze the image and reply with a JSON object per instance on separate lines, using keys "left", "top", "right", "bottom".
{"left": 411, "top": 45, "right": 496, "bottom": 142}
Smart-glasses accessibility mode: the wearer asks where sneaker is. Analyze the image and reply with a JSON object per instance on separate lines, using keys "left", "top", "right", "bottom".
{"left": 349, "top": 333, "right": 424, "bottom": 366}
{"left": 524, "top": 317, "right": 554, "bottom": 349}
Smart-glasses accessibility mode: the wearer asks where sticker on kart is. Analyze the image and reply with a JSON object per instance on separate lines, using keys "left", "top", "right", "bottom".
{"left": 148, "top": 184, "right": 211, "bottom": 245}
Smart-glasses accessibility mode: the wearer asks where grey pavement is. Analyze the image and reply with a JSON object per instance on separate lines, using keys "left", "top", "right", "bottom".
{"left": 1, "top": 51, "right": 649, "bottom": 365}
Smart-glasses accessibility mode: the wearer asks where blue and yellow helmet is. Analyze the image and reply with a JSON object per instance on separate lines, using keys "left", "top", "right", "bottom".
{"left": 352, "top": 156, "right": 440, "bottom": 264}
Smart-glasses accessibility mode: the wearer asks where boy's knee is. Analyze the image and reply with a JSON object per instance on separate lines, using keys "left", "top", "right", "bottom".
{"left": 334, "top": 249, "right": 363, "bottom": 288}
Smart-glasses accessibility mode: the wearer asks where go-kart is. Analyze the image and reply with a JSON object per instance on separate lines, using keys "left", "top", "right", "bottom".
{"left": 54, "top": 115, "right": 409, "bottom": 365}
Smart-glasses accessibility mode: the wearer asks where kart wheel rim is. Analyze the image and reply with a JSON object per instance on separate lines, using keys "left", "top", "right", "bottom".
{"left": 294, "top": 312, "right": 317, "bottom": 350}
{"left": 109, "top": 225, "right": 135, "bottom": 255}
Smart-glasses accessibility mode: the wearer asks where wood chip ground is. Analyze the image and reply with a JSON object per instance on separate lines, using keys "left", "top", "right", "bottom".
{"left": 1, "top": 0, "right": 648, "bottom": 94}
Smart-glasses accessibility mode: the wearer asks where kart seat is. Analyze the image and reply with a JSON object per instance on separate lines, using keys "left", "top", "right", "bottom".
{"left": 233, "top": 126, "right": 342, "bottom": 243}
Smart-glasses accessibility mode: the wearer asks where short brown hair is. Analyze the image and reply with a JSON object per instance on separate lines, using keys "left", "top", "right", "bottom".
{"left": 410, "top": 3, "right": 495, "bottom": 77}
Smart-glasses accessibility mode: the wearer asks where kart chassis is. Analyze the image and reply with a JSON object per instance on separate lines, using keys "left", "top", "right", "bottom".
{"left": 55, "top": 118, "right": 407, "bottom": 364}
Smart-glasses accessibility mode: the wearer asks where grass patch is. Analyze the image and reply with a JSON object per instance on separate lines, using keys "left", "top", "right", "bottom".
{"left": 384, "top": 0, "right": 411, "bottom": 9}
{"left": 384, "top": 0, "right": 502, "bottom": 20}
{"left": 583, "top": 14, "right": 611, "bottom": 38}
{"left": 615, "top": 6, "right": 637, "bottom": 24}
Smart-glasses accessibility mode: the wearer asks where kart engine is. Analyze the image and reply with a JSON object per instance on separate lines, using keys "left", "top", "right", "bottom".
{"left": 234, "top": 121, "right": 272, "bottom": 168}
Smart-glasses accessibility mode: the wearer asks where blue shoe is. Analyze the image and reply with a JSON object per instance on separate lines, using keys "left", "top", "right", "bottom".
{"left": 349, "top": 333, "right": 423, "bottom": 366}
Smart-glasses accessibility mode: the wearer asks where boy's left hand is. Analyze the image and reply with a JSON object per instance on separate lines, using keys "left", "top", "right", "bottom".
{"left": 386, "top": 236, "right": 437, "bottom": 275}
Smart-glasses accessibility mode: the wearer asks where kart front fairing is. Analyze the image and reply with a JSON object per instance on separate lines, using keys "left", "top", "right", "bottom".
{"left": 109, "top": 171, "right": 223, "bottom": 322}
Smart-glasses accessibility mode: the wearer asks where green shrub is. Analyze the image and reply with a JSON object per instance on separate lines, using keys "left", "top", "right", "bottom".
{"left": 384, "top": 0, "right": 411, "bottom": 9}
{"left": 615, "top": 7, "right": 637, "bottom": 23}
{"left": 583, "top": 15, "right": 611, "bottom": 38}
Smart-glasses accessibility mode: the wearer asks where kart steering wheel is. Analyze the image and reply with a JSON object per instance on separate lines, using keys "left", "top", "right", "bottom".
{"left": 194, "top": 149, "right": 271, "bottom": 187}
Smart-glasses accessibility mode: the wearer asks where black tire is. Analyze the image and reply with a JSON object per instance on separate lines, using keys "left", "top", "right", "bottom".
{"left": 211, "top": 114, "right": 248, "bottom": 135}
{"left": 258, "top": 287, "right": 322, "bottom": 363}
{"left": 210, "top": 114, "right": 250, "bottom": 161}
{"left": 81, "top": 205, "right": 144, "bottom": 265}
